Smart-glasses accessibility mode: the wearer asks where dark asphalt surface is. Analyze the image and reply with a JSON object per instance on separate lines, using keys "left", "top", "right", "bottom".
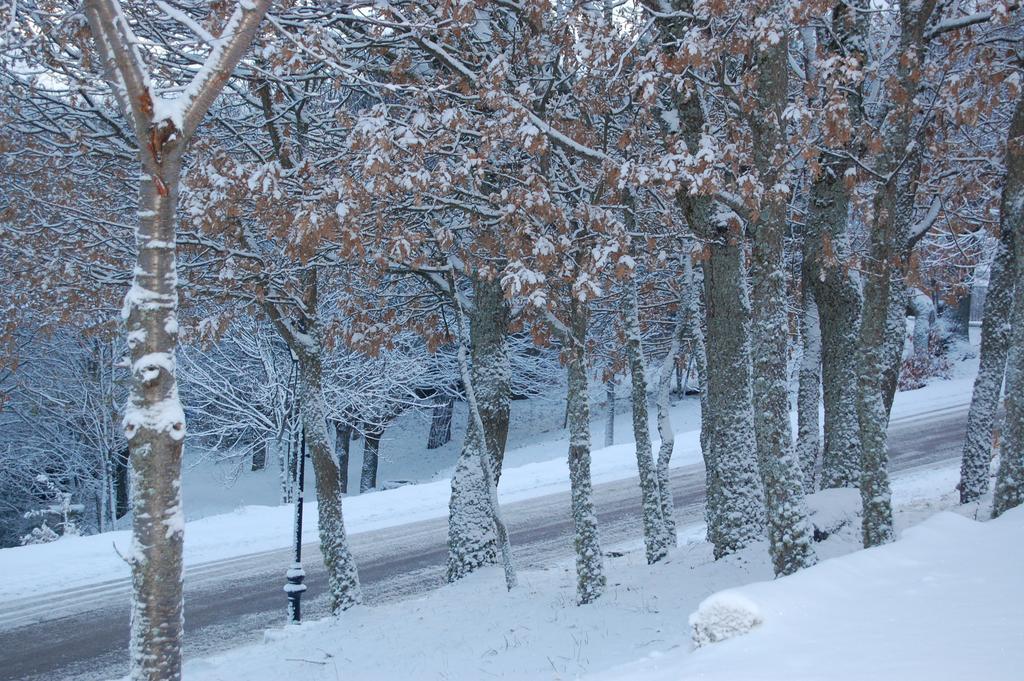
{"left": 0, "top": 402, "right": 971, "bottom": 681}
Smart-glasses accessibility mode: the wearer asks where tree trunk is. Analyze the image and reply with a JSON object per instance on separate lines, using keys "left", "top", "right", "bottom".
{"left": 446, "top": 275, "right": 512, "bottom": 580}
{"left": 604, "top": 379, "right": 615, "bottom": 447}
{"left": 622, "top": 272, "right": 668, "bottom": 564}
{"left": 654, "top": 275, "right": 693, "bottom": 550}
{"left": 251, "top": 440, "right": 268, "bottom": 471}
{"left": 804, "top": 152, "right": 863, "bottom": 490}
{"left": 445, "top": 270, "right": 517, "bottom": 590}
{"left": 746, "top": 31, "right": 816, "bottom": 576}
{"left": 335, "top": 421, "right": 351, "bottom": 494}
{"left": 797, "top": 290, "right": 822, "bottom": 493}
{"left": 991, "top": 89, "right": 1024, "bottom": 518}
{"left": 961, "top": 222, "right": 1015, "bottom": 503}
{"left": 566, "top": 296, "right": 606, "bottom": 604}
{"left": 699, "top": 225, "right": 766, "bottom": 558}
{"left": 427, "top": 395, "right": 455, "bottom": 449}
{"left": 882, "top": 271, "right": 909, "bottom": 416}
{"left": 119, "top": 153, "right": 187, "bottom": 681}
{"left": 360, "top": 427, "right": 382, "bottom": 493}
{"left": 297, "top": 347, "right": 362, "bottom": 612}
{"left": 909, "top": 287, "right": 936, "bottom": 359}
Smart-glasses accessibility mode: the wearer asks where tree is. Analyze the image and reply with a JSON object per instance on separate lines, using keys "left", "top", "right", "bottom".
{"left": 81, "top": 1, "right": 273, "bottom": 677}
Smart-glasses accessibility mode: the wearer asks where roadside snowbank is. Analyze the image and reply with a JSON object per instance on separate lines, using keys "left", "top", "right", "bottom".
{"left": 176, "top": 462, "right": 1016, "bottom": 681}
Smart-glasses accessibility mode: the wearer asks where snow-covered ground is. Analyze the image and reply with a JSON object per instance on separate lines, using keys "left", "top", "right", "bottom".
{"left": 176, "top": 458, "right": 1019, "bottom": 681}
{"left": 0, "top": 359, "right": 977, "bottom": 604}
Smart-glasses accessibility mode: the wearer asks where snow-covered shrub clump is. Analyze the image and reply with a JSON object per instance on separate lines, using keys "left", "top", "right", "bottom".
{"left": 689, "top": 591, "right": 763, "bottom": 648}
{"left": 805, "top": 487, "right": 861, "bottom": 541}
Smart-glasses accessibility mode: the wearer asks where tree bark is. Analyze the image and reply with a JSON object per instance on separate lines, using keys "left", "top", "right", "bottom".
{"left": 446, "top": 275, "right": 512, "bottom": 580}
{"left": 604, "top": 379, "right": 616, "bottom": 447}
{"left": 991, "top": 88, "right": 1024, "bottom": 517}
{"left": 961, "top": 225, "right": 1015, "bottom": 503}
{"left": 335, "top": 421, "right": 351, "bottom": 494}
{"left": 746, "top": 25, "right": 816, "bottom": 576}
{"left": 622, "top": 271, "right": 668, "bottom": 564}
{"left": 296, "top": 346, "right": 362, "bottom": 612}
{"left": 797, "top": 290, "right": 822, "bottom": 493}
{"left": 360, "top": 427, "right": 382, "bottom": 493}
{"left": 120, "top": 151, "right": 187, "bottom": 681}
{"left": 698, "top": 225, "right": 767, "bottom": 558}
{"left": 565, "top": 296, "right": 606, "bottom": 604}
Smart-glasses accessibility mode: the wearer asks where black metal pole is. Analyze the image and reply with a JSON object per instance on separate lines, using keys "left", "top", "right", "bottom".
{"left": 285, "top": 376, "right": 306, "bottom": 623}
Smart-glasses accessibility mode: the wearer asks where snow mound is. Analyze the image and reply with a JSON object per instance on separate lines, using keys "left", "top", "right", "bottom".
{"left": 805, "top": 487, "right": 861, "bottom": 541}
{"left": 689, "top": 591, "right": 763, "bottom": 648}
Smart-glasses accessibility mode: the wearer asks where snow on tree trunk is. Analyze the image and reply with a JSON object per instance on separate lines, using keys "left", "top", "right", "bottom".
{"left": 685, "top": 257, "right": 716, "bottom": 547}
{"left": 446, "top": 270, "right": 517, "bottom": 589}
{"left": 654, "top": 282, "right": 690, "bottom": 550}
{"left": 800, "top": 8, "right": 865, "bottom": 492}
{"left": 797, "top": 289, "right": 822, "bottom": 493}
{"left": 565, "top": 296, "right": 606, "bottom": 604}
{"left": 909, "top": 287, "right": 936, "bottom": 360}
{"left": 80, "top": 8, "right": 275, "bottom": 664}
{"left": 622, "top": 271, "right": 668, "bottom": 564}
{"left": 992, "top": 91, "right": 1024, "bottom": 518}
{"left": 447, "top": 276, "right": 512, "bottom": 580}
{"left": 121, "top": 153, "right": 187, "bottom": 681}
{"left": 699, "top": 227, "right": 766, "bottom": 558}
{"left": 746, "top": 28, "right": 816, "bottom": 576}
{"left": 882, "top": 271, "right": 909, "bottom": 416}
{"left": 360, "top": 427, "right": 382, "bottom": 493}
{"left": 962, "top": 198, "right": 1017, "bottom": 503}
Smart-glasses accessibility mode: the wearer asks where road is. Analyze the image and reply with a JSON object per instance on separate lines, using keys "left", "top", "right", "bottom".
{"left": 0, "top": 403, "right": 970, "bottom": 681}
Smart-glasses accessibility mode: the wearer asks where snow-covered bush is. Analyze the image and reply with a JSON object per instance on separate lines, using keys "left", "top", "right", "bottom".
{"left": 689, "top": 591, "right": 763, "bottom": 648}
{"left": 20, "top": 520, "right": 60, "bottom": 546}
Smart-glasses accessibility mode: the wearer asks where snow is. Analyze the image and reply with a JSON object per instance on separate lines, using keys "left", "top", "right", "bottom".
{"left": 141, "top": 458, "right": 1020, "bottom": 681}
{"left": 599, "top": 507, "right": 1024, "bottom": 681}
{"left": 0, "top": 363, "right": 979, "bottom": 604}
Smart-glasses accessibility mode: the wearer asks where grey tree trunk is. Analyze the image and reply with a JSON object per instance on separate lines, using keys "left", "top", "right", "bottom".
{"left": 622, "top": 272, "right": 669, "bottom": 564}
{"left": 961, "top": 224, "right": 1016, "bottom": 503}
{"left": 447, "top": 275, "right": 512, "bottom": 580}
{"left": 445, "top": 270, "right": 517, "bottom": 590}
{"left": 803, "top": 153, "right": 863, "bottom": 491}
{"left": 802, "top": 2, "right": 866, "bottom": 491}
{"left": 699, "top": 228, "right": 767, "bottom": 558}
{"left": 991, "top": 90, "right": 1024, "bottom": 518}
{"left": 360, "top": 427, "right": 382, "bottom": 493}
{"left": 565, "top": 296, "right": 606, "bottom": 604}
{"left": 881, "top": 272, "right": 909, "bottom": 416}
{"left": 746, "top": 28, "right": 816, "bottom": 576}
{"left": 909, "top": 288, "right": 936, "bottom": 359}
{"left": 81, "top": 4, "right": 277, "bottom": 674}
{"left": 334, "top": 421, "right": 351, "bottom": 494}
{"left": 296, "top": 346, "right": 362, "bottom": 612}
{"left": 797, "top": 290, "right": 822, "bottom": 493}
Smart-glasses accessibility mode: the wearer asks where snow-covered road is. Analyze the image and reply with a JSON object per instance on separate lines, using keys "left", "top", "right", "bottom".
{"left": 0, "top": 398, "right": 972, "bottom": 681}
